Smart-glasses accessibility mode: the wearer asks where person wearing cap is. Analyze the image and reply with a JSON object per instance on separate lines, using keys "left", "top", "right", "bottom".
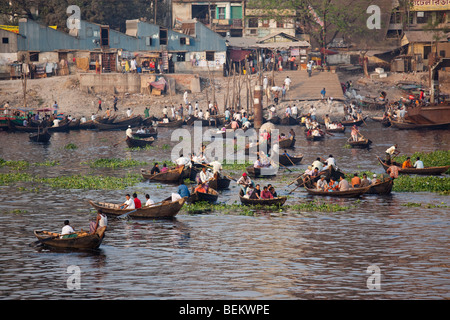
{"left": 371, "top": 174, "right": 381, "bottom": 185}
{"left": 237, "top": 172, "right": 253, "bottom": 194}
{"left": 126, "top": 125, "right": 133, "bottom": 138}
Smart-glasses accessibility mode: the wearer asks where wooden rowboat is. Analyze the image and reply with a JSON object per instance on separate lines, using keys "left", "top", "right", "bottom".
{"left": 279, "top": 137, "right": 296, "bottom": 148}
{"left": 79, "top": 120, "right": 96, "bottom": 130}
{"left": 29, "top": 128, "right": 51, "bottom": 143}
{"left": 389, "top": 120, "right": 450, "bottom": 130}
{"left": 112, "top": 115, "right": 143, "bottom": 127}
{"left": 132, "top": 129, "right": 158, "bottom": 139}
{"left": 239, "top": 190, "right": 287, "bottom": 206}
{"left": 208, "top": 174, "right": 231, "bottom": 190}
{"left": 33, "top": 227, "right": 106, "bottom": 250}
{"left": 188, "top": 188, "right": 219, "bottom": 204}
{"left": 305, "top": 130, "right": 325, "bottom": 141}
{"left": 376, "top": 156, "right": 450, "bottom": 175}
{"left": 89, "top": 198, "right": 185, "bottom": 219}
{"left": 325, "top": 126, "right": 346, "bottom": 133}
{"left": 347, "top": 137, "right": 372, "bottom": 148}
{"left": 279, "top": 153, "right": 303, "bottom": 166}
{"left": 125, "top": 136, "right": 155, "bottom": 148}
{"left": 157, "top": 119, "right": 184, "bottom": 128}
{"left": 304, "top": 186, "right": 370, "bottom": 197}
{"left": 141, "top": 165, "right": 190, "bottom": 183}
{"left": 246, "top": 165, "right": 277, "bottom": 178}
{"left": 341, "top": 118, "right": 366, "bottom": 126}
{"left": 366, "top": 179, "right": 393, "bottom": 195}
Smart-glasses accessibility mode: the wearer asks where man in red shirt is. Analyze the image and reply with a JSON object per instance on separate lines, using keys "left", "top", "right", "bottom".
{"left": 132, "top": 193, "right": 142, "bottom": 209}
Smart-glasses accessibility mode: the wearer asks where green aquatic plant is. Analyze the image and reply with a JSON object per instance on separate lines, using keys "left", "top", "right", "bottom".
{"left": 40, "top": 173, "right": 142, "bottom": 190}
{"left": 64, "top": 143, "right": 78, "bottom": 150}
{"left": 393, "top": 176, "right": 450, "bottom": 195}
{"left": 82, "top": 158, "right": 148, "bottom": 169}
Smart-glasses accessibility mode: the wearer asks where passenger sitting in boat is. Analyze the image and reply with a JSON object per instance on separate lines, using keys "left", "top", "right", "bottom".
{"left": 326, "top": 177, "right": 339, "bottom": 192}
{"left": 402, "top": 157, "right": 413, "bottom": 169}
{"left": 360, "top": 173, "right": 371, "bottom": 187}
{"left": 351, "top": 173, "right": 361, "bottom": 188}
{"left": 120, "top": 194, "right": 135, "bottom": 209}
{"left": 194, "top": 182, "right": 207, "bottom": 194}
{"left": 269, "top": 186, "right": 277, "bottom": 197}
{"left": 339, "top": 176, "right": 350, "bottom": 191}
{"left": 133, "top": 193, "right": 142, "bottom": 209}
{"left": 162, "top": 115, "right": 169, "bottom": 123}
{"left": 371, "top": 174, "right": 381, "bottom": 185}
{"left": 414, "top": 157, "right": 424, "bottom": 169}
{"left": 243, "top": 184, "right": 255, "bottom": 199}
{"left": 251, "top": 184, "right": 261, "bottom": 199}
{"left": 254, "top": 156, "right": 262, "bottom": 168}
{"left": 161, "top": 163, "right": 168, "bottom": 173}
{"left": 145, "top": 194, "right": 155, "bottom": 206}
{"left": 351, "top": 125, "right": 359, "bottom": 141}
{"left": 150, "top": 163, "right": 160, "bottom": 175}
{"left": 261, "top": 186, "right": 273, "bottom": 199}
{"left": 199, "top": 167, "right": 213, "bottom": 186}
{"left": 312, "top": 128, "right": 321, "bottom": 137}
{"left": 322, "top": 155, "right": 336, "bottom": 170}
{"left": 136, "top": 127, "right": 145, "bottom": 134}
{"left": 177, "top": 181, "right": 190, "bottom": 198}
{"left": 61, "top": 220, "right": 75, "bottom": 238}
{"left": 311, "top": 167, "right": 320, "bottom": 178}
{"left": 90, "top": 211, "right": 107, "bottom": 234}
{"left": 316, "top": 175, "right": 327, "bottom": 191}
{"left": 304, "top": 165, "right": 314, "bottom": 176}
{"left": 175, "top": 154, "right": 192, "bottom": 168}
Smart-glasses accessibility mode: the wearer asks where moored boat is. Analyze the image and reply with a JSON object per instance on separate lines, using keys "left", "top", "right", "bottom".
{"left": 141, "top": 165, "right": 190, "bottom": 183}
{"left": 157, "top": 119, "right": 184, "bottom": 128}
{"left": 29, "top": 128, "right": 51, "bottom": 143}
{"left": 279, "top": 153, "right": 303, "bottom": 166}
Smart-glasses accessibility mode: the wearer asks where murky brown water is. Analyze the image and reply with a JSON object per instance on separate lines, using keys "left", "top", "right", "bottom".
{"left": 0, "top": 121, "right": 449, "bottom": 299}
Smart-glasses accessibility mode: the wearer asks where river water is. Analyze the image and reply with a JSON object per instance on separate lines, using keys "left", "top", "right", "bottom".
{"left": 0, "top": 119, "right": 449, "bottom": 300}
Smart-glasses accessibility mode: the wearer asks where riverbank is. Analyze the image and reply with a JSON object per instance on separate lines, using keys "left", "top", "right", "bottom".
{"left": 1, "top": 69, "right": 431, "bottom": 121}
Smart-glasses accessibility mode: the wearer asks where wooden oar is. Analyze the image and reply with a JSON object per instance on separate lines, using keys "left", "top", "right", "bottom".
{"left": 113, "top": 137, "right": 127, "bottom": 147}
{"left": 275, "top": 161, "right": 292, "bottom": 172}
{"left": 284, "top": 154, "right": 295, "bottom": 166}
{"left": 30, "top": 234, "right": 60, "bottom": 246}
{"left": 287, "top": 174, "right": 303, "bottom": 186}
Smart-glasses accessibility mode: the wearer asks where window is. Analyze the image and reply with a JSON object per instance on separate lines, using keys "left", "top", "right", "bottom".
{"left": 262, "top": 19, "right": 269, "bottom": 27}
{"left": 417, "top": 11, "right": 432, "bottom": 24}
{"left": 29, "top": 52, "right": 39, "bottom": 62}
{"left": 439, "top": 50, "right": 446, "bottom": 57}
{"left": 205, "top": 51, "right": 215, "bottom": 61}
{"left": 276, "top": 20, "right": 284, "bottom": 28}
{"left": 180, "top": 37, "right": 186, "bottom": 45}
{"left": 248, "top": 17, "right": 258, "bottom": 28}
{"left": 177, "top": 52, "right": 186, "bottom": 61}
{"left": 2, "top": 37, "right": 8, "bottom": 44}
{"left": 218, "top": 7, "right": 226, "bottom": 19}
{"left": 146, "top": 37, "right": 152, "bottom": 46}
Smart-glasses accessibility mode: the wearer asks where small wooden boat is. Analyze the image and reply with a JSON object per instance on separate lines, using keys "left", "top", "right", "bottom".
{"left": 366, "top": 179, "right": 393, "bottom": 195}
{"left": 141, "top": 165, "right": 190, "bottom": 183}
{"left": 376, "top": 156, "right": 450, "bottom": 175}
{"left": 157, "top": 119, "right": 184, "bottom": 128}
{"left": 33, "top": 227, "right": 106, "bottom": 250}
{"left": 341, "top": 118, "right": 366, "bottom": 126}
{"left": 132, "top": 128, "right": 158, "bottom": 139}
{"left": 94, "top": 121, "right": 130, "bottom": 131}
{"left": 78, "top": 120, "right": 96, "bottom": 130}
{"left": 279, "top": 137, "right": 296, "bottom": 148}
{"left": 89, "top": 198, "right": 185, "bottom": 219}
{"left": 304, "top": 186, "right": 370, "bottom": 198}
{"left": 239, "top": 190, "right": 287, "bottom": 206}
{"left": 68, "top": 119, "right": 81, "bottom": 130}
{"left": 280, "top": 115, "right": 299, "bottom": 125}
{"left": 189, "top": 188, "right": 219, "bottom": 204}
{"left": 186, "top": 116, "right": 218, "bottom": 127}
{"left": 325, "top": 126, "right": 346, "bottom": 133}
{"left": 347, "top": 137, "right": 372, "bottom": 148}
{"left": 279, "top": 153, "right": 303, "bottom": 166}
{"left": 267, "top": 115, "right": 281, "bottom": 124}
{"left": 112, "top": 115, "right": 143, "bottom": 127}
{"left": 294, "top": 166, "right": 346, "bottom": 187}
{"left": 246, "top": 165, "right": 277, "bottom": 178}
{"left": 125, "top": 136, "right": 155, "bottom": 148}
{"left": 389, "top": 120, "right": 450, "bottom": 130}
{"left": 305, "top": 129, "right": 325, "bottom": 141}
{"left": 47, "top": 121, "right": 71, "bottom": 133}
{"left": 29, "top": 128, "right": 51, "bottom": 142}
{"left": 208, "top": 174, "right": 231, "bottom": 190}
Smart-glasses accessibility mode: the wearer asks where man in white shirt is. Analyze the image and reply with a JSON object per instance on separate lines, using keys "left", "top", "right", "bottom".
{"left": 198, "top": 110, "right": 204, "bottom": 119}
{"left": 163, "top": 106, "right": 168, "bottom": 117}
{"left": 311, "top": 158, "right": 324, "bottom": 172}
{"left": 126, "top": 108, "right": 133, "bottom": 117}
{"left": 91, "top": 113, "right": 96, "bottom": 121}
{"left": 209, "top": 160, "right": 222, "bottom": 174}
{"left": 121, "top": 194, "right": 135, "bottom": 209}
{"left": 385, "top": 144, "right": 399, "bottom": 163}
{"left": 145, "top": 194, "right": 155, "bottom": 207}
{"left": 199, "top": 167, "right": 213, "bottom": 184}
{"left": 183, "top": 91, "right": 189, "bottom": 105}
{"left": 175, "top": 154, "right": 192, "bottom": 168}
{"left": 126, "top": 125, "right": 133, "bottom": 138}
{"left": 323, "top": 155, "right": 336, "bottom": 170}
{"left": 414, "top": 157, "right": 424, "bottom": 169}
{"left": 284, "top": 76, "right": 291, "bottom": 91}
{"left": 292, "top": 105, "right": 298, "bottom": 118}
{"left": 61, "top": 220, "right": 75, "bottom": 237}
